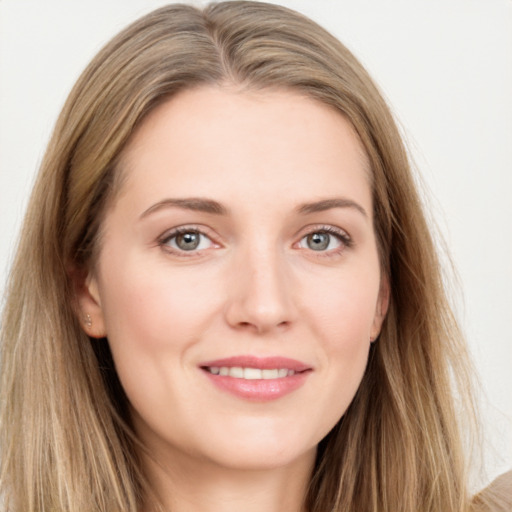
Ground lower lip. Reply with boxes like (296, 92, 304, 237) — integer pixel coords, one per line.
(202, 370, 310, 401)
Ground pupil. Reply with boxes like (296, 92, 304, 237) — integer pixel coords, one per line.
(308, 232, 329, 251)
(177, 232, 199, 250)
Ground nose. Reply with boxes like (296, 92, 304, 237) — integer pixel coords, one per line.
(224, 245, 296, 334)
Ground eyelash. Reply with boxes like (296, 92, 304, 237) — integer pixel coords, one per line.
(297, 225, 353, 257)
(158, 225, 218, 257)
(158, 225, 352, 257)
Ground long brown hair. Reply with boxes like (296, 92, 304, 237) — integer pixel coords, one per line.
(0, 2, 477, 511)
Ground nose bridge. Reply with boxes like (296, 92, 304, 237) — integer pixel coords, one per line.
(225, 236, 295, 333)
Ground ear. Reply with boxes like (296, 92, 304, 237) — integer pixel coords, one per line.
(370, 275, 390, 342)
(69, 265, 107, 339)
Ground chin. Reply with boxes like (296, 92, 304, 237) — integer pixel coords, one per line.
(203, 440, 317, 472)
(190, 418, 321, 472)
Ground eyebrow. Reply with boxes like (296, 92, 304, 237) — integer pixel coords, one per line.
(140, 197, 228, 219)
(297, 198, 368, 218)
(139, 196, 367, 220)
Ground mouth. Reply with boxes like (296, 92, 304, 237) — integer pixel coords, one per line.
(203, 366, 299, 379)
(199, 356, 312, 401)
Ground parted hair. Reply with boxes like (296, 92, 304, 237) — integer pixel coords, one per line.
(0, 2, 478, 511)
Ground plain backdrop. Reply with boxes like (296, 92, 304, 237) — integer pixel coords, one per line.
(1, 0, 511, 489)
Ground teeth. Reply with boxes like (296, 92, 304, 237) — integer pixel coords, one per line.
(244, 368, 262, 380)
(262, 369, 279, 379)
(206, 366, 298, 379)
(229, 367, 244, 378)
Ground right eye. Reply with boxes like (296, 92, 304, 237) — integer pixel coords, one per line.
(160, 228, 215, 253)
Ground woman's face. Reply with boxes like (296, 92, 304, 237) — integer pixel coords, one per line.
(79, 87, 388, 472)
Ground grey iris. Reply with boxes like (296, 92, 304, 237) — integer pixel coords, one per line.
(307, 232, 329, 251)
(176, 232, 200, 250)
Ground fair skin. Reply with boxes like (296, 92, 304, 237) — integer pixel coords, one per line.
(78, 87, 388, 512)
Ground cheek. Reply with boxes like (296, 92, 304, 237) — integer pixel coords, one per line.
(100, 252, 214, 332)
(95, 255, 226, 431)
(304, 264, 381, 345)
(96, 253, 224, 381)
(300, 265, 380, 424)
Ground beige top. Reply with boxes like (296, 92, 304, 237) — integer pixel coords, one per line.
(472, 470, 512, 512)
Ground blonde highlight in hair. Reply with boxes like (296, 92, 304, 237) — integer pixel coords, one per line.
(1, 2, 478, 511)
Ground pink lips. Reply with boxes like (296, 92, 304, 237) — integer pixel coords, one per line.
(200, 355, 312, 401)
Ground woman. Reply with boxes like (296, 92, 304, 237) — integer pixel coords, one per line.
(0, 2, 509, 511)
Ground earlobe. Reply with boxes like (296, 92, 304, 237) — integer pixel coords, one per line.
(70, 266, 107, 339)
(370, 276, 390, 342)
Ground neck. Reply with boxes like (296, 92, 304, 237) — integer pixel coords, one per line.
(141, 445, 316, 512)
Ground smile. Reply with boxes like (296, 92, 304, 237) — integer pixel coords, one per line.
(200, 356, 312, 401)
(204, 367, 296, 379)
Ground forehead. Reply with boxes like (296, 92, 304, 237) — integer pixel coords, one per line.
(115, 86, 371, 210)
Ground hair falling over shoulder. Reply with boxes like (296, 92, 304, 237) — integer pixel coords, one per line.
(0, 2, 483, 511)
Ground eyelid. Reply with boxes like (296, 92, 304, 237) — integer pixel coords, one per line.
(295, 224, 353, 253)
(158, 224, 221, 255)
(296, 224, 351, 241)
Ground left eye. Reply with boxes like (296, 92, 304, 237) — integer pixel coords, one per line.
(298, 231, 344, 251)
(163, 230, 213, 252)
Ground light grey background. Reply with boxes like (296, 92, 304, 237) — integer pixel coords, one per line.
(1, 0, 511, 488)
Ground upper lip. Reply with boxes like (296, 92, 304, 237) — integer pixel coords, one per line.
(200, 355, 312, 372)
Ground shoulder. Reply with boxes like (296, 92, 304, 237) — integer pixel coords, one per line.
(471, 470, 512, 512)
